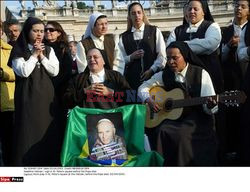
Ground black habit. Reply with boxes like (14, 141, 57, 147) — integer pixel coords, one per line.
(63, 69, 131, 110)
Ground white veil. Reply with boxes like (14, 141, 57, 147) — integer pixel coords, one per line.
(83, 12, 106, 39)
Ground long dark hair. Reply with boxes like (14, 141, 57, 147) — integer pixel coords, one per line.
(45, 21, 69, 54)
(127, 2, 150, 30)
(45, 21, 68, 44)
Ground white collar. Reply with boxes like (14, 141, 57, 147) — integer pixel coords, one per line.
(233, 20, 248, 29)
(189, 19, 204, 28)
(175, 63, 189, 77)
(28, 44, 33, 51)
(91, 33, 104, 42)
(89, 68, 105, 83)
(131, 23, 145, 32)
(90, 68, 105, 76)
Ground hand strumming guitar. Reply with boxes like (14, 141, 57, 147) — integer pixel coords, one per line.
(145, 97, 160, 113)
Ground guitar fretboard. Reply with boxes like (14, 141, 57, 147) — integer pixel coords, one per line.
(170, 94, 241, 109)
(171, 96, 214, 109)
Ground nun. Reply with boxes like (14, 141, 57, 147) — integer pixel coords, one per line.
(76, 12, 123, 73)
(118, 2, 166, 90)
(138, 41, 218, 166)
(8, 17, 59, 165)
(166, 0, 224, 93)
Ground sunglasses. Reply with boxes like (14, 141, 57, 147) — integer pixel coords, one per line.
(45, 28, 57, 32)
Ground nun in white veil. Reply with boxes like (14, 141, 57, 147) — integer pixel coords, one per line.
(83, 12, 105, 39)
(76, 12, 108, 73)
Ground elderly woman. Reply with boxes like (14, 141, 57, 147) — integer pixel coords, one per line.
(166, 0, 223, 93)
(9, 17, 59, 165)
(76, 12, 123, 73)
(118, 2, 166, 90)
(63, 48, 131, 110)
(138, 41, 218, 166)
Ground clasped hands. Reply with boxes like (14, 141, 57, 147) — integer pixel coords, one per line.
(84, 83, 114, 96)
(33, 40, 45, 59)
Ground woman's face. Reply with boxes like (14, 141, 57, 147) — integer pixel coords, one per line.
(167, 48, 187, 73)
(87, 49, 105, 73)
(92, 17, 108, 37)
(28, 24, 44, 44)
(187, 1, 205, 24)
(129, 4, 144, 29)
(234, 0, 249, 21)
(44, 24, 61, 42)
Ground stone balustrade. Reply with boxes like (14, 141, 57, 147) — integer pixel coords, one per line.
(5, 0, 235, 41)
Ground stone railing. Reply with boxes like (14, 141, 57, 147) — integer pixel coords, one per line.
(18, 0, 234, 18)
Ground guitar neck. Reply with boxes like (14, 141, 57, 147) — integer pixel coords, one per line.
(172, 95, 218, 109)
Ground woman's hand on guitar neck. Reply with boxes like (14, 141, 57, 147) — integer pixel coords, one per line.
(206, 96, 218, 109)
(145, 97, 160, 113)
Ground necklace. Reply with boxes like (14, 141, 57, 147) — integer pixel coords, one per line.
(133, 29, 144, 74)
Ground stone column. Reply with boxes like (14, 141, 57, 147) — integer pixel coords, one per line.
(149, 0, 156, 16)
(168, 0, 175, 14)
(111, 0, 117, 8)
(63, 6, 72, 16)
(93, 0, 101, 9)
(64, 0, 71, 7)
(1, 1, 6, 21)
(226, 0, 234, 11)
(208, 0, 214, 12)
(112, 8, 117, 16)
(34, 7, 44, 17)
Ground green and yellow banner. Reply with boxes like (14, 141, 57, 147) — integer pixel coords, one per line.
(61, 104, 163, 166)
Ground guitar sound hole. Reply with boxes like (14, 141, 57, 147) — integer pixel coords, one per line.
(165, 99, 173, 111)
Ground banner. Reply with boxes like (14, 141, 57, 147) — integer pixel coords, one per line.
(61, 104, 163, 166)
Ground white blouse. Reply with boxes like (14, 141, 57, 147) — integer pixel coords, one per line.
(118, 23, 166, 75)
(12, 44, 59, 78)
(166, 19, 222, 55)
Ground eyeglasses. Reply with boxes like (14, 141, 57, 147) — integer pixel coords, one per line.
(45, 28, 57, 32)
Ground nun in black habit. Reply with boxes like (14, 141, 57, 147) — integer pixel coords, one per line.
(9, 17, 59, 166)
(166, 0, 224, 94)
(138, 42, 218, 166)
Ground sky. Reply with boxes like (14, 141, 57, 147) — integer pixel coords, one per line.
(4, 0, 150, 10)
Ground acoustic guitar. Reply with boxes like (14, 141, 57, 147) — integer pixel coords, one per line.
(145, 86, 247, 128)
